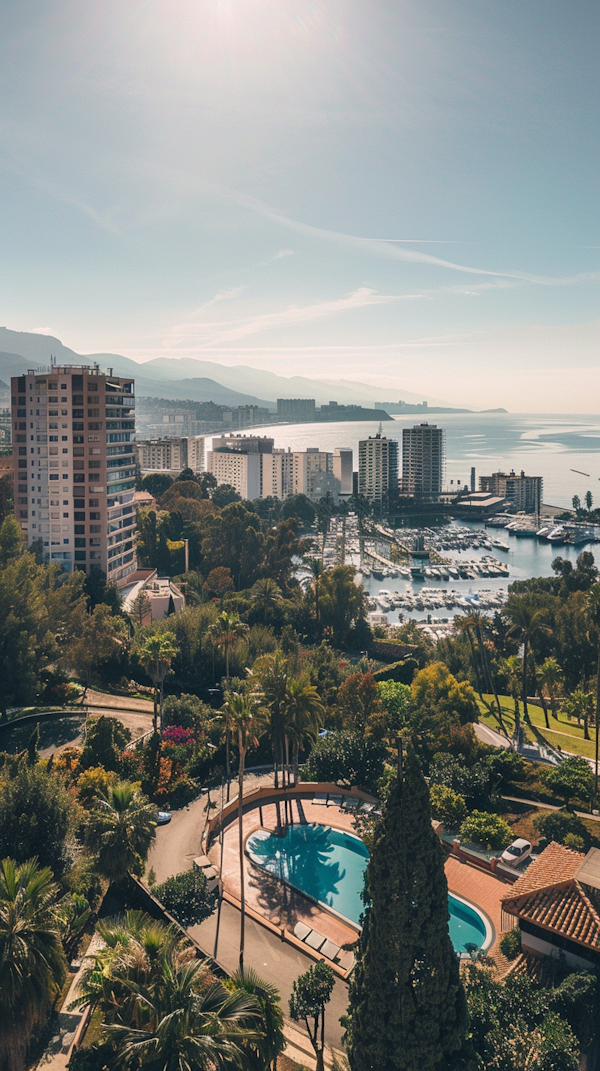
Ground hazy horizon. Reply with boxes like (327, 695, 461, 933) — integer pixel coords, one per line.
(1, 1, 599, 413)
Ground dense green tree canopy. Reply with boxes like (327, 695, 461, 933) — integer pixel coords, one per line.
(0, 764, 77, 875)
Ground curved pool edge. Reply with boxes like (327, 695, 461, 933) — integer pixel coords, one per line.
(449, 890, 495, 954)
(244, 824, 364, 933)
(244, 825, 496, 954)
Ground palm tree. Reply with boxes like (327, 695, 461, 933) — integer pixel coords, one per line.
(209, 611, 249, 681)
(251, 652, 288, 799)
(504, 655, 524, 744)
(250, 578, 282, 625)
(136, 633, 178, 734)
(0, 857, 67, 1071)
(78, 910, 183, 1026)
(504, 596, 550, 722)
(283, 676, 324, 785)
(586, 584, 600, 796)
(226, 693, 266, 973)
(472, 611, 505, 731)
(79, 917, 263, 1070)
(85, 781, 158, 885)
(229, 967, 286, 1071)
(454, 614, 484, 698)
(305, 557, 325, 635)
(538, 657, 564, 720)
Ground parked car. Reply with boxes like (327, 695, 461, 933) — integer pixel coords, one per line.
(157, 810, 172, 825)
(501, 838, 532, 866)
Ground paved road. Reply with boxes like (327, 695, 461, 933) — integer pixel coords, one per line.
(146, 771, 274, 885)
(190, 901, 348, 1048)
(474, 721, 510, 749)
(36, 706, 154, 759)
(146, 794, 210, 884)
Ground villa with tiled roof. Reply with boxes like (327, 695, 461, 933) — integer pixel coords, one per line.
(501, 842, 600, 969)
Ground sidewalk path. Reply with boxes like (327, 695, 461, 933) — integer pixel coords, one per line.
(35, 935, 103, 1071)
(189, 900, 349, 1049)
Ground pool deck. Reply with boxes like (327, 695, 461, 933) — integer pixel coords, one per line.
(210, 797, 508, 958)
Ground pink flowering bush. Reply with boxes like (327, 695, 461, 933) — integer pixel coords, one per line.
(163, 726, 196, 747)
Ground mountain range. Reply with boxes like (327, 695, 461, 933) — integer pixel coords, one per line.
(0, 327, 440, 409)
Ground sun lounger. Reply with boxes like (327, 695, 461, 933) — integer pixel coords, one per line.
(336, 951, 355, 971)
(203, 866, 217, 880)
(342, 798, 359, 811)
(312, 794, 327, 805)
(194, 855, 212, 869)
(305, 930, 327, 951)
(358, 801, 376, 813)
(293, 921, 312, 941)
(321, 939, 341, 960)
(327, 795, 342, 807)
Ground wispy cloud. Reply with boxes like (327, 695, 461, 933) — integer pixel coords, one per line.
(166, 286, 422, 347)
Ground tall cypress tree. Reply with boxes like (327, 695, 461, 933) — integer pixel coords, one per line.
(348, 744, 473, 1071)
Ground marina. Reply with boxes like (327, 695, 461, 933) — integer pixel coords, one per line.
(306, 514, 600, 626)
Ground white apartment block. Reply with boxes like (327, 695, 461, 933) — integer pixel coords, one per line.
(206, 449, 262, 500)
(137, 436, 205, 475)
(207, 436, 352, 504)
(12, 365, 137, 585)
(137, 437, 187, 473)
(262, 448, 294, 499)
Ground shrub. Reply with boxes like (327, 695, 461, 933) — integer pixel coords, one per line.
(167, 777, 199, 809)
(543, 756, 594, 805)
(459, 810, 512, 850)
(302, 730, 387, 794)
(563, 833, 586, 851)
(533, 808, 592, 851)
(377, 680, 412, 726)
(79, 715, 131, 772)
(428, 752, 491, 808)
(372, 659, 419, 684)
(429, 784, 467, 828)
(77, 766, 118, 808)
(162, 694, 212, 731)
(153, 868, 216, 925)
(499, 928, 521, 960)
(0, 764, 78, 875)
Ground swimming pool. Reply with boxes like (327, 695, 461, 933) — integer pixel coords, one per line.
(246, 823, 490, 953)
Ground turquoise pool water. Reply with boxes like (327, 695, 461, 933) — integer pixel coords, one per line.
(247, 823, 488, 953)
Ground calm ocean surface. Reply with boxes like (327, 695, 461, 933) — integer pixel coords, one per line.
(247, 412, 600, 510)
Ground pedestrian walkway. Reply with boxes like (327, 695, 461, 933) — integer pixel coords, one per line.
(35, 934, 103, 1071)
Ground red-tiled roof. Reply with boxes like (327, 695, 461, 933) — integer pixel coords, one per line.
(502, 842, 600, 952)
(501, 841, 582, 902)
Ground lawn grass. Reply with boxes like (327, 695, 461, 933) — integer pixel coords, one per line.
(477, 694, 598, 760)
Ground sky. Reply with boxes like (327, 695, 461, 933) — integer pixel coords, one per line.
(0, 0, 599, 411)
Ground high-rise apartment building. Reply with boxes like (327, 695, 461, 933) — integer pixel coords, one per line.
(479, 470, 543, 515)
(276, 398, 316, 422)
(401, 423, 444, 496)
(12, 365, 136, 584)
(358, 434, 399, 503)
